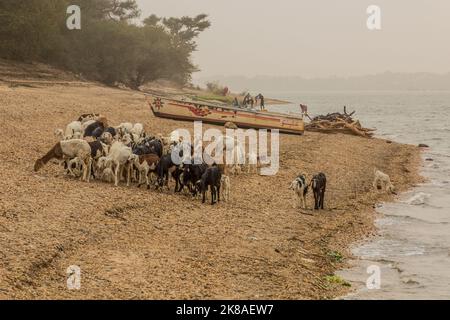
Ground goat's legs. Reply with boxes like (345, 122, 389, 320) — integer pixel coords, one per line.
(322, 190, 325, 209)
(145, 170, 150, 189)
(86, 158, 92, 183)
(302, 195, 307, 209)
(293, 195, 300, 209)
(80, 161, 86, 182)
(211, 186, 216, 205)
(114, 163, 120, 187)
(313, 192, 319, 210)
(126, 164, 131, 187)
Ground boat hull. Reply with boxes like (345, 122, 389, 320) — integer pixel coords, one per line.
(148, 96, 304, 135)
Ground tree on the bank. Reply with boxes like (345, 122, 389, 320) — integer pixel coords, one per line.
(0, 0, 210, 88)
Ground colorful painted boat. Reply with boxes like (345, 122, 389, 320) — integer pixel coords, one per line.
(147, 95, 304, 135)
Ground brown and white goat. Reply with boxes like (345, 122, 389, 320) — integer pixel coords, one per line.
(34, 139, 92, 182)
(129, 153, 160, 189)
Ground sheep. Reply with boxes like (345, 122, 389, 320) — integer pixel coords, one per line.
(220, 175, 231, 202)
(106, 141, 133, 187)
(129, 153, 160, 189)
(311, 173, 327, 210)
(130, 123, 144, 138)
(289, 174, 309, 209)
(121, 133, 133, 147)
(373, 169, 396, 194)
(34, 139, 92, 182)
(64, 121, 83, 140)
(198, 165, 221, 205)
(116, 123, 133, 138)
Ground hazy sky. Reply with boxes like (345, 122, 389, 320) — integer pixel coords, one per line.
(136, 0, 450, 78)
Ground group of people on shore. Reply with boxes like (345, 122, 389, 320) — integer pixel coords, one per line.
(233, 93, 265, 110)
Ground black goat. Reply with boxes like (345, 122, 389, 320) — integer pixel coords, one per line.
(180, 161, 208, 195)
(84, 121, 104, 137)
(155, 154, 178, 190)
(132, 138, 163, 157)
(311, 173, 327, 210)
(91, 126, 104, 139)
(199, 165, 221, 205)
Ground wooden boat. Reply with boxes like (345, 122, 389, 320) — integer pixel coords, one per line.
(147, 95, 305, 135)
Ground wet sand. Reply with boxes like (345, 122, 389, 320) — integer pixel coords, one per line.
(0, 82, 422, 299)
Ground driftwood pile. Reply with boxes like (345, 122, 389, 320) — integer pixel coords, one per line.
(305, 107, 375, 138)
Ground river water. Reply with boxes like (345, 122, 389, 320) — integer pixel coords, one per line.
(268, 91, 450, 299)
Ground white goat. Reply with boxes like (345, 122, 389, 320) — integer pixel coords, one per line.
(64, 121, 83, 139)
(131, 123, 144, 138)
(106, 141, 133, 187)
(116, 122, 133, 138)
(373, 169, 396, 194)
(221, 175, 231, 202)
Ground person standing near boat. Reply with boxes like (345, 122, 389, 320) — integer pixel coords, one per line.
(256, 93, 265, 110)
(243, 93, 251, 108)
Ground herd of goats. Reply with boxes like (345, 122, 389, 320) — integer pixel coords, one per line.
(33, 113, 396, 208)
(33, 113, 248, 205)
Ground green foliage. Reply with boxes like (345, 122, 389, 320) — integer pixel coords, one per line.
(0, 0, 210, 88)
(325, 275, 351, 287)
(327, 250, 344, 263)
(206, 81, 227, 95)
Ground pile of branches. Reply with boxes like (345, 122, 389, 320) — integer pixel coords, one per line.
(305, 107, 375, 138)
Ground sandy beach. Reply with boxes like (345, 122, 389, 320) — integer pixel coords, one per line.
(0, 77, 422, 299)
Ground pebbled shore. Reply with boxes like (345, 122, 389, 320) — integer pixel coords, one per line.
(0, 82, 422, 299)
